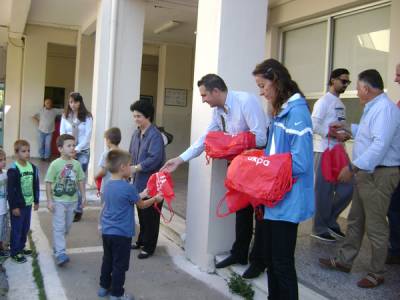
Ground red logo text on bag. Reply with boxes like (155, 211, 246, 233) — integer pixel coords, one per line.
(321, 143, 349, 183)
(204, 131, 256, 162)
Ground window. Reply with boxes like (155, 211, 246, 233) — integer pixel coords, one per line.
(280, 2, 391, 124)
(282, 22, 327, 96)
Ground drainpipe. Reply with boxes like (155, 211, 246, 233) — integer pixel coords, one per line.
(105, 0, 118, 129)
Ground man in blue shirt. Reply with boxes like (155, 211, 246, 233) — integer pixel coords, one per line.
(162, 74, 268, 278)
(319, 69, 400, 288)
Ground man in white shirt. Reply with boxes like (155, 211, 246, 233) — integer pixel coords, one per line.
(311, 68, 353, 242)
(162, 74, 268, 277)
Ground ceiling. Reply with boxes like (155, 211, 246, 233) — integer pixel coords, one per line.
(0, 0, 282, 46)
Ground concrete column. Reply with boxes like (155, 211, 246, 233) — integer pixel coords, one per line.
(155, 44, 167, 126)
(4, 41, 24, 155)
(387, 0, 400, 102)
(89, 0, 145, 181)
(74, 33, 95, 110)
(185, 0, 268, 271)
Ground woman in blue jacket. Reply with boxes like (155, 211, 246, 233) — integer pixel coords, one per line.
(253, 59, 315, 300)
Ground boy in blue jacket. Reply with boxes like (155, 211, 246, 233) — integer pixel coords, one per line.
(7, 140, 39, 263)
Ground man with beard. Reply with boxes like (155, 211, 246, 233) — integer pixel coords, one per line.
(311, 68, 353, 242)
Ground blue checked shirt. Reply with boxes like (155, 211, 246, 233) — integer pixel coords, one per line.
(351, 93, 400, 172)
(180, 91, 268, 162)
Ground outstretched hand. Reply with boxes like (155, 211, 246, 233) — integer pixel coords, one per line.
(160, 157, 184, 173)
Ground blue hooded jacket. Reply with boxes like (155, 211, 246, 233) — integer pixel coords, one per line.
(264, 94, 315, 223)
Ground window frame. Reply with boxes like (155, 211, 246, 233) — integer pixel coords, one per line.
(279, 0, 390, 99)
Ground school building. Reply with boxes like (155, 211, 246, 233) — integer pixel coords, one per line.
(0, 0, 399, 272)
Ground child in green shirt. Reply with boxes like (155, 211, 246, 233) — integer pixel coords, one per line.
(45, 134, 85, 266)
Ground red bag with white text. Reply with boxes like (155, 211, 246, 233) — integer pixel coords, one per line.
(217, 150, 295, 217)
(204, 131, 256, 162)
(321, 143, 349, 183)
(146, 171, 175, 223)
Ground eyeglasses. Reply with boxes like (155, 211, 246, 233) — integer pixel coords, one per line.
(338, 79, 351, 85)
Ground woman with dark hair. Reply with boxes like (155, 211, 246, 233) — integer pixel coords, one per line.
(129, 99, 165, 259)
(60, 92, 93, 222)
(253, 59, 314, 299)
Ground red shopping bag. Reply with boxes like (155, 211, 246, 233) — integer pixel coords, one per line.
(217, 149, 295, 217)
(216, 190, 251, 218)
(204, 131, 256, 162)
(321, 143, 349, 183)
(146, 171, 175, 223)
(95, 177, 102, 197)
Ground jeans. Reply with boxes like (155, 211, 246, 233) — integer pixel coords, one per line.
(52, 201, 75, 257)
(100, 234, 132, 297)
(313, 152, 353, 235)
(10, 206, 32, 256)
(75, 149, 90, 213)
(264, 219, 299, 300)
(38, 130, 53, 159)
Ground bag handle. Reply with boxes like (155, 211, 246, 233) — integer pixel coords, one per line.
(153, 201, 174, 224)
(216, 195, 231, 218)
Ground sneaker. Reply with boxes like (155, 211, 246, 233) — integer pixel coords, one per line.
(56, 253, 70, 266)
(137, 251, 151, 259)
(109, 294, 134, 300)
(310, 232, 336, 242)
(97, 287, 109, 297)
(0, 249, 10, 257)
(73, 212, 82, 222)
(11, 253, 27, 264)
(328, 228, 345, 239)
(22, 249, 33, 256)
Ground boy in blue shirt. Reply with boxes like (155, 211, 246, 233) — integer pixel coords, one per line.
(98, 149, 162, 300)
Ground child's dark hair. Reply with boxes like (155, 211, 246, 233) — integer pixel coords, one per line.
(14, 140, 30, 153)
(104, 127, 121, 146)
(56, 134, 75, 148)
(106, 149, 131, 173)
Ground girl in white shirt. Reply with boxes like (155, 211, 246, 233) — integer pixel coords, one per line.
(60, 92, 93, 222)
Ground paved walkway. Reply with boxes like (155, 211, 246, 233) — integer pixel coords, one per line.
(34, 205, 234, 300)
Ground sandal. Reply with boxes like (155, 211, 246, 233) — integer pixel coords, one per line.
(357, 273, 384, 288)
(319, 257, 351, 273)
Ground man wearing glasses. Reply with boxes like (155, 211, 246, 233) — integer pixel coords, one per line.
(311, 68, 353, 242)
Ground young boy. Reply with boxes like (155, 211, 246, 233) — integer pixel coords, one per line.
(0, 149, 9, 257)
(98, 149, 162, 300)
(94, 127, 121, 202)
(45, 134, 86, 266)
(7, 140, 40, 263)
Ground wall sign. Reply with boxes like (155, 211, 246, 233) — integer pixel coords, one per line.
(165, 88, 187, 107)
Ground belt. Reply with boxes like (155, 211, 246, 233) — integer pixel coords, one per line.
(376, 165, 400, 169)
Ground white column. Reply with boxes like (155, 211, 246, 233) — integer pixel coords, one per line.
(89, 0, 145, 182)
(185, 0, 269, 271)
(74, 32, 95, 110)
(4, 41, 24, 155)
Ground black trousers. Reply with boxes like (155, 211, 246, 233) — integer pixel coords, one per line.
(230, 205, 265, 267)
(388, 181, 400, 256)
(136, 201, 163, 254)
(100, 234, 132, 297)
(263, 219, 299, 300)
(249, 215, 267, 269)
